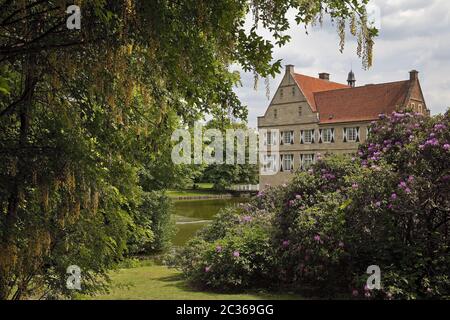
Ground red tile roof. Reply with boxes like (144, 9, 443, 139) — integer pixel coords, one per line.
(314, 81, 410, 123)
(293, 73, 349, 112)
(293, 73, 412, 124)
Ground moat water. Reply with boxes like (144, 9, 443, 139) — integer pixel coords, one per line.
(172, 197, 248, 246)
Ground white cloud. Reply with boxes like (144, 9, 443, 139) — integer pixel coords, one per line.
(234, 0, 450, 127)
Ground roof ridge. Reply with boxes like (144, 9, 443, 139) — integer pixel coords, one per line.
(293, 72, 348, 87)
(313, 79, 410, 95)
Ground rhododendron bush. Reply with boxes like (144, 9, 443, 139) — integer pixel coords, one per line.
(170, 111, 449, 299)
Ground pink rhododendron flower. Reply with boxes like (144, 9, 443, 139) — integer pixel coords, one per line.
(205, 266, 211, 272)
(233, 251, 240, 257)
(216, 246, 222, 253)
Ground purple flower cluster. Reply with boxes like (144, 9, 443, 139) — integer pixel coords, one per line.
(398, 178, 412, 194)
(322, 172, 336, 180)
(241, 215, 253, 223)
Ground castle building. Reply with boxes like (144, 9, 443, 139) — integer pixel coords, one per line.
(258, 65, 429, 187)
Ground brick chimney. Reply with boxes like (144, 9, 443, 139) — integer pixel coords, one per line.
(409, 70, 419, 81)
(319, 72, 330, 81)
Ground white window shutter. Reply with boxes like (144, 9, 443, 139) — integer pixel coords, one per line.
(280, 132, 284, 145)
(311, 129, 315, 144)
(290, 131, 294, 144)
(356, 127, 360, 142)
(300, 154, 304, 170)
(272, 132, 277, 145)
(343, 128, 347, 142)
(331, 128, 335, 143)
(263, 132, 267, 146)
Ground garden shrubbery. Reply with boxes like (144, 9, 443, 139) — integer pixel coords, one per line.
(170, 111, 450, 299)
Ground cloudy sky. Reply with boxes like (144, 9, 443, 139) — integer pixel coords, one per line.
(234, 0, 450, 128)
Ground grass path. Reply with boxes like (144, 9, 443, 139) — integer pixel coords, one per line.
(85, 263, 303, 300)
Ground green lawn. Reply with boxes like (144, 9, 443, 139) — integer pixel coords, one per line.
(83, 262, 303, 300)
(167, 182, 230, 198)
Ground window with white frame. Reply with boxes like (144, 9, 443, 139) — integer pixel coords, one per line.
(281, 131, 294, 145)
(263, 131, 278, 146)
(303, 129, 314, 144)
(346, 127, 358, 142)
(266, 132, 272, 145)
(322, 128, 333, 143)
(282, 154, 294, 172)
(300, 154, 315, 170)
(262, 154, 277, 173)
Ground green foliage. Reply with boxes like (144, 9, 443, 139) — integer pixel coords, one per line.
(141, 191, 175, 253)
(173, 113, 450, 299)
(200, 120, 258, 190)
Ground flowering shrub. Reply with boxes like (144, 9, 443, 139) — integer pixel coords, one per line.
(170, 207, 276, 290)
(171, 111, 450, 299)
(346, 111, 450, 299)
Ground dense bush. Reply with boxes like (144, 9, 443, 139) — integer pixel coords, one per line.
(128, 191, 175, 254)
(171, 111, 450, 299)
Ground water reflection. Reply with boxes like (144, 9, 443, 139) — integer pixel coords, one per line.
(172, 198, 247, 246)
